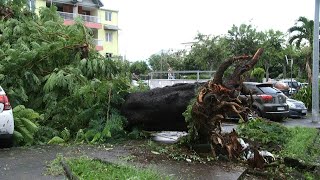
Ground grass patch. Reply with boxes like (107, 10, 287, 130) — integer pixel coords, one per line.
(282, 127, 320, 164)
(46, 155, 169, 180)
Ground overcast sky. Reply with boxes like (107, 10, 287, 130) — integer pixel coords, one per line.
(103, 0, 314, 61)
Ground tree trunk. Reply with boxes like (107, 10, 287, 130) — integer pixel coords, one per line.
(121, 83, 202, 131)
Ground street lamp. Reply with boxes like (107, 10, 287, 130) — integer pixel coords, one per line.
(312, 0, 320, 123)
(285, 55, 293, 95)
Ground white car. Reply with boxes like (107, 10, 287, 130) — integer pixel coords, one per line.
(0, 86, 14, 147)
(286, 98, 308, 118)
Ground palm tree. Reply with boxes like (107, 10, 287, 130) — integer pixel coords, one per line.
(288, 16, 314, 83)
(288, 17, 314, 47)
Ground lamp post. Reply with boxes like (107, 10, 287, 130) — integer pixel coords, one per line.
(285, 55, 293, 95)
(312, 0, 320, 123)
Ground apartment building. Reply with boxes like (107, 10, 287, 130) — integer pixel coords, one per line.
(33, 0, 119, 57)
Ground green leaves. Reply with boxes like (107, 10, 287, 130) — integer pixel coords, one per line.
(0, 6, 130, 145)
(237, 118, 291, 149)
(13, 105, 41, 145)
(293, 86, 312, 110)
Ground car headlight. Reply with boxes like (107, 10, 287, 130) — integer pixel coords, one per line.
(287, 101, 296, 108)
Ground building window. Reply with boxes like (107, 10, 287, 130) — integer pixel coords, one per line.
(105, 11, 112, 21)
(106, 32, 113, 42)
(106, 53, 112, 58)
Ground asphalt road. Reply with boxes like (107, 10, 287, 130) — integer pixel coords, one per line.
(221, 114, 320, 133)
(282, 115, 320, 128)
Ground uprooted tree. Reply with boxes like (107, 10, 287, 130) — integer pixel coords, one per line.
(190, 48, 264, 159)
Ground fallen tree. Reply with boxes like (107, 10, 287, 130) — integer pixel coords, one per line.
(122, 83, 202, 131)
(122, 49, 264, 133)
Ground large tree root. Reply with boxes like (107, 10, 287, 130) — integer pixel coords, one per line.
(191, 48, 264, 163)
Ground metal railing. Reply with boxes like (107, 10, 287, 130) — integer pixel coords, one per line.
(149, 70, 215, 81)
(93, 39, 103, 46)
(58, 11, 101, 23)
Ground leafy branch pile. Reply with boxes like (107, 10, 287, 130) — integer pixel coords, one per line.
(0, 5, 131, 145)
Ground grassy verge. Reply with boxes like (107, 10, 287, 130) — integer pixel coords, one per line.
(237, 119, 320, 179)
(46, 155, 169, 180)
(237, 118, 291, 151)
(281, 127, 320, 164)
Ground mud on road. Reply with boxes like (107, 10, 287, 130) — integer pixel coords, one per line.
(0, 140, 245, 180)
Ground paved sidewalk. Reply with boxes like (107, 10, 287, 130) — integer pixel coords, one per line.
(282, 118, 320, 128)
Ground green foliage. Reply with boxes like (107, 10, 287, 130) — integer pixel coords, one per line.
(13, 105, 40, 145)
(0, 6, 131, 145)
(45, 153, 64, 176)
(227, 24, 263, 56)
(288, 16, 313, 48)
(184, 34, 230, 70)
(237, 118, 291, 149)
(47, 136, 65, 144)
(250, 68, 265, 82)
(148, 50, 185, 71)
(34, 126, 59, 144)
(281, 127, 320, 164)
(127, 127, 148, 139)
(129, 61, 150, 75)
(293, 86, 312, 110)
(129, 80, 150, 93)
(181, 98, 198, 144)
(60, 127, 71, 142)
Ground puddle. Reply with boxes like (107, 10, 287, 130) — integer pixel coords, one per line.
(151, 131, 188, 143)
(151, 124, 237, 144)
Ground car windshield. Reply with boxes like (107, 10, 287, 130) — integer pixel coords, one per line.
(259, 87, 279, 94)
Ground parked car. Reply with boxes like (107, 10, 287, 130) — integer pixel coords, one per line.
(241, 82, 289, 121)
(299, 82, 309, 88)
(278, 79, 300, 95)
(286, 98, 307, 118)
(273, 81, 290, 96)
(0, 86, 14, 147)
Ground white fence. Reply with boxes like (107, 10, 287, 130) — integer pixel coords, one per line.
(147, 70, 215, 89)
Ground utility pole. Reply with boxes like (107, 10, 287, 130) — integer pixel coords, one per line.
(312, 0, 320, 123)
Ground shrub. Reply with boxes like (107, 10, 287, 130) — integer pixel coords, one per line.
(294, 86, 312, 110)
(250, 68, 265, 82)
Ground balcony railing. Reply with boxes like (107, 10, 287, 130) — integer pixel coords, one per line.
(94, 39, 103, 46)
(58, 11, 101, 23)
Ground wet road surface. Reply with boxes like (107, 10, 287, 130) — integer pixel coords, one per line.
(0, 142, 245, 180)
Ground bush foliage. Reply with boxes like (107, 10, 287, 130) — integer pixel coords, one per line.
(0, 6, 131, 145)
(294, 86, 312, 110)
(237, 118, 291, 149)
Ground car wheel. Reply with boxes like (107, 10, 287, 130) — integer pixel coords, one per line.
(4, 137, 13, 148)
(248, 108, 261, 120)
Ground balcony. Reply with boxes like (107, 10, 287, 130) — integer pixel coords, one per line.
(94, 39, 103, 51)
(58, 11, 102, 29)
